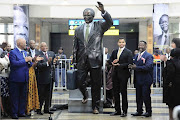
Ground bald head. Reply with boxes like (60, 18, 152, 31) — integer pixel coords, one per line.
(29, 40, 36, 50)
(40, 42, 47, 52)
(16, 38, 26, 50)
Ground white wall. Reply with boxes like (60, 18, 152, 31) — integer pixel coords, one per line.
(1, 3, 180, 18)
(139, 21, 148, 41)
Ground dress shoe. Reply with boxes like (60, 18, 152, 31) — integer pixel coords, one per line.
(44, 110, 54, 114)
(110, 111, 121, 116)
(120, 112, 127, 117)
(82, 91, 88, 104)
(2, 112, 8, 117)
(142, 112, 152, 117)
(11, 115, 18, 119)
(93, 109, 99, 114)
(37, 110, 43, 115)
(18, 114, 27, 117)
(131, 112, 143, 116)
(50, 107, 57, 111)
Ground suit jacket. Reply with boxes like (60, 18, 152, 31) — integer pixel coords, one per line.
(73, 11, 113, 69)
(9, 48, 32, 82)
(154, 34, 170, 46)
(134, 51, 153, 85)
(37, 51, 55, 84)
(110, 48, 133, 78)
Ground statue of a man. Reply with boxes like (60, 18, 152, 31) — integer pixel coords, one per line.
(73, 1, 113, 114)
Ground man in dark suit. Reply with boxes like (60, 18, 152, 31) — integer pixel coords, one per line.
(109, 38, 133, 117)
(36, 42, 55, 115)
(129, 41, 153, 117)
(73, 2, 113, 114)
(28, 40, 39, 79)
(9, 38, 32, 119)
(28, 40, 39, 58)
(154, 14, 169, 46)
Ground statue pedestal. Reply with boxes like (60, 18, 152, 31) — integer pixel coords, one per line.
(68, 87, 103, 113)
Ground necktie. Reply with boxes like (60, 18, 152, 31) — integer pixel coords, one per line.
(45, 52, 48, 59)
(85, 24, 90, 42)
(21, 51, 25, 58)
(137, 54, 141, 61)
(117, 49, 122, 59)
(164, 35, 168, 45)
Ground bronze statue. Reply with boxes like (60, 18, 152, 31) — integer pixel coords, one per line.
(73, 1, 113, 114)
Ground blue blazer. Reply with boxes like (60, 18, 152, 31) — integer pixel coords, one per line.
(134, 51, 153, 85)
(9, 48, 32, 82)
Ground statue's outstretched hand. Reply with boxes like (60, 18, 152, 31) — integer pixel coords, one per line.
(96, 1, 105, 14)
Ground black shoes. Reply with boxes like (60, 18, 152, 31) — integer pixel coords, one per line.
(131, 112, 143, 116)
(120, 112, 127, 117)
(12, 113, 27, 119)
(131, 112, 152, 117)
(37, 110, 43, 115)
(110, 111, 121, 116)
(50, 107, 57, 111)
(142, 112, 152, 117)
(44, 110, 54, 114)
(18, 114, 27, 117)
(11, 115, 18, 119)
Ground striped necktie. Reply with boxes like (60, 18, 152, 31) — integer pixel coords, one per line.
(85, 24, 90, 42)
(117, 49, 122, 59)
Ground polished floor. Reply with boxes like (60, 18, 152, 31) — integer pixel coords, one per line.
(2, 89, 169, 120)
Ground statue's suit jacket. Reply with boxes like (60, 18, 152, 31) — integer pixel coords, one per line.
(73, 11, 113, 69)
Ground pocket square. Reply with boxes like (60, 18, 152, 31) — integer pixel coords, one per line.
(141, 57, 146, 64)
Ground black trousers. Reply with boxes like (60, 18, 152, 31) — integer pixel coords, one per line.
(77, 67, 102, 110)
(112, 71, 128, 113)
(1, 96, 11, 115)
(136, 83, 152, 113)
(38, 83, 51, 111)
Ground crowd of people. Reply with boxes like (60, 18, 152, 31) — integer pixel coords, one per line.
(0, 39, 69, 119)
(102, 38, 180, 119)
(1, 37, 180, 119)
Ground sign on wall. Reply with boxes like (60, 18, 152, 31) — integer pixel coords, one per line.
(13, 5, 29, 47)
(68, 19, 119, 36)
(153, 4, 169, 52)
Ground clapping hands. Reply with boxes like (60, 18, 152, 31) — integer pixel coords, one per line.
(112, 59, 120, 66)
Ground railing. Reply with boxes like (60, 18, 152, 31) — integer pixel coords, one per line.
(52, 50, 165, 106)
(54, 59, 72, 89)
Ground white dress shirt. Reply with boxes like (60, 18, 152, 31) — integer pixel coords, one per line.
(30, 49, 35, 58)
(137, 51, 146, 60)
(43, 51, 49, 66)
(118, 47, 125, 55)
(17, 47, 25, 58)
(165, 53, 171, 60)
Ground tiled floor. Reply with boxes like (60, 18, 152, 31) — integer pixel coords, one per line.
(2, 89, 169, 120)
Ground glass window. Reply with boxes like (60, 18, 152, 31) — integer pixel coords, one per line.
(0, 35, 6, 44)
(8, 24, 13, 33)
(7, 35, 14, 49)
(0, 24, 5, 33)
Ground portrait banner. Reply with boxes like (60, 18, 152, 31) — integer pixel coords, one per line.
(13, 5, 29, 47)
(153, 4, 169, 53)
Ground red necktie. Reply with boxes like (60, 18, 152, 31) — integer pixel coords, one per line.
(137, 54, 141, 61)
(45, 52, 48, 59)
